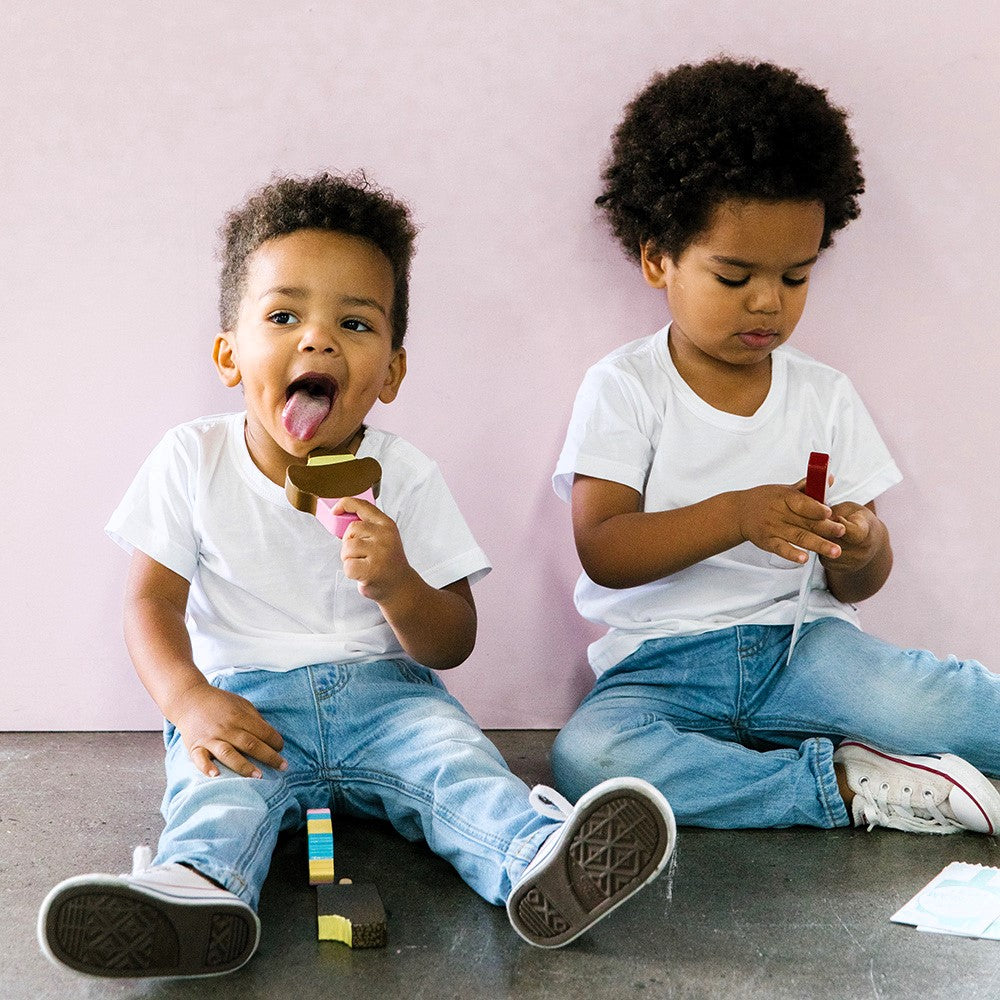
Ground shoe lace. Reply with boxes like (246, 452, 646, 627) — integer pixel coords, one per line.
(131, 845, 154, 875)
(528, 785, 574, 822)
(853, 776, 962, 834)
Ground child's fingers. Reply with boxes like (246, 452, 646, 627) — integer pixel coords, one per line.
(244, 714, 284, 754)
(238, 731, 288, 772)
(332, 496, 381, 520)
(813, 515, 847, 540)
(782, 492, 846, 544)
(786, 489, 834, 521)
(189, 745, 220, 778)
(771, 529, 843, 563)
(837, 511, 871, 547)
(220, 691, 286, 760)
(197, 739, 263, 780)
(785, 504, 846, 539)
(770, 540, 811, 565)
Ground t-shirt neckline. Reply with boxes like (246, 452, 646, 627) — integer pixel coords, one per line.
(227, 413, 376, 505)
(654, 323, 786, 432)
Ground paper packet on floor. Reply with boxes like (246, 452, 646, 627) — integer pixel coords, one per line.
(892, 862, 1000, 938)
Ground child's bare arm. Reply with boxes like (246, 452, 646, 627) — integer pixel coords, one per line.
(571, 474, 847, 590)
(124, 551, 287, 777)
(336, 498, 477, 669)
(820, 501, 893, 604)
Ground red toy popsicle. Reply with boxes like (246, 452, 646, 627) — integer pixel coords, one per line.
(787, 452, 829, 663)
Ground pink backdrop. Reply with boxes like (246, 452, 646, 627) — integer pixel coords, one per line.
(3, 3, 998, 730)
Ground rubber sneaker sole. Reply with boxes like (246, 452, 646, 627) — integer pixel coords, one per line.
(38, 876, 259, 979)
(508, 780, 676, 948)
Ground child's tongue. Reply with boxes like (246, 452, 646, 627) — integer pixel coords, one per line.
(282, 388, 332, 441)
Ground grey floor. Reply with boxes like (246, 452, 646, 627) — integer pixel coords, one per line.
(3, 732, 1000, 1000)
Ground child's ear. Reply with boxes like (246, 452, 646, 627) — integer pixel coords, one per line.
(378, 348, 407, 404)
(213, 332, 242, 388)
(640, 242, 670, 289)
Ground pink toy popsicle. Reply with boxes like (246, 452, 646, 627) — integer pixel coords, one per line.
(316, 490, 375, 539)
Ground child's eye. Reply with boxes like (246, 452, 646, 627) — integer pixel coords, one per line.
(341, 318, 373, 333)
(783, 275, 809, 287)
(715, 275, 750, 288)
(268, 310, 299, 325)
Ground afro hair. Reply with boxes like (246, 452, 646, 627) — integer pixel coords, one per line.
(596, 57, 864, 263)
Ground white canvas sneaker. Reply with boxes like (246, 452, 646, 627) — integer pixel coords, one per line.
(38, 847, 260, 978)
(507, 778, 676, 948)
(834, 740, 1000, 835)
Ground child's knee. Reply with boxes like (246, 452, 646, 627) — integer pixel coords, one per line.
(552, 719, 613, 800)
(164, 770, 284, 829)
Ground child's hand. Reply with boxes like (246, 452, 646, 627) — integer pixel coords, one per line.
(336, 497, 414, 604)
(820, 502, 883, 573)
(735, 480, 847, 564)
(171, 683, 287, 779)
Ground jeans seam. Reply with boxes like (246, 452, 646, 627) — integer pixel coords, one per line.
(749, 712, 841, 733)
(306, 663, 330, 772)
(734, 626, 747, 737)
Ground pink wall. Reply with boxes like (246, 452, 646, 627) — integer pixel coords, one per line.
(3, 3, 998, 730)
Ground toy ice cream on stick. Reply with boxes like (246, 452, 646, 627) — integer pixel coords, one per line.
(316, 880, 388, 949)
(285, 450, 382, 539)
(786, 452, 829, 664)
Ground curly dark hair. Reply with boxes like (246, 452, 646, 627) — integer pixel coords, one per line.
(597, 57, 864, 262)
(219, 171, 418, 349)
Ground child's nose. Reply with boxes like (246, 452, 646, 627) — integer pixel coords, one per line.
(298, 323, 340, 354)
(747, 280, 782, 314)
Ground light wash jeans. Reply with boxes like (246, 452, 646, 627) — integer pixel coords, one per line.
(552, 618, 1000, 829)
(155, 659, 558, 909)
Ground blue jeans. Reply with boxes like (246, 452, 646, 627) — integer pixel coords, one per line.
(552, 618, 1000, 829)
(155, 660, 558, 909)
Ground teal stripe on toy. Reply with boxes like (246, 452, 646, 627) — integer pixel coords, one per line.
(309, 834, 334, 857)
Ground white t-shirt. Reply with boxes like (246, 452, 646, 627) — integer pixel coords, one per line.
(554, 325, 902, 676)
(107, 412, 491, 679)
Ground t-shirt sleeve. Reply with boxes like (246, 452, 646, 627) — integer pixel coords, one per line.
(552, 364, 658, 502)
(828, 378, 903, 507)
(105, 428, 200, 581)
(392, 462, 491, 591)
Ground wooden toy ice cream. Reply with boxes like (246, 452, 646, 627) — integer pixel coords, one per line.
(285, 450, 382, 538)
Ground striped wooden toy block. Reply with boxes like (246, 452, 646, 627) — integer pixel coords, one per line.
(306, 808, 334, 885)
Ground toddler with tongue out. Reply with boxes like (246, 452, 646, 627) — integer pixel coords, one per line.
(38, 172, 675, 980)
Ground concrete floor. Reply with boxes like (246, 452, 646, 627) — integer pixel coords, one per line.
(3, 732, 1000, 1000)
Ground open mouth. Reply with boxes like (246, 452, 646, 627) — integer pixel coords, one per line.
(282, 373, 338, 442)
